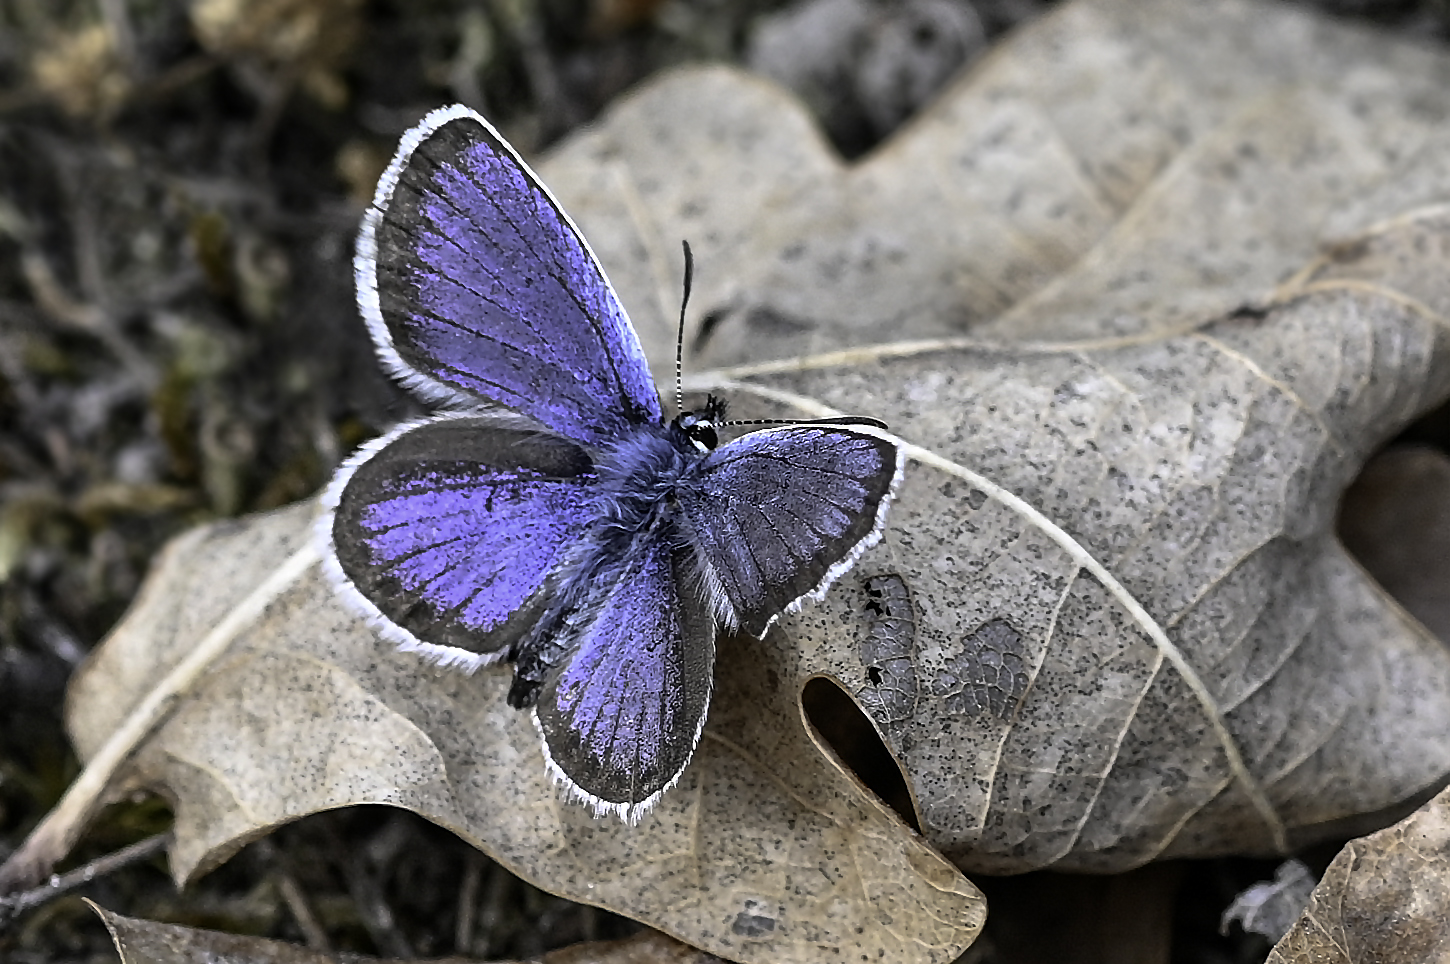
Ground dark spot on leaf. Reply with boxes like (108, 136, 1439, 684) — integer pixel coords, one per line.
(1225, 300, 1273, 323)
(934, 617, 1030, 721)
(857, 573, 918, 725)
(744, 305, 815, 334)
(1053, 380, 1086, 404)
(731, 899, 781, 937)
(691, 306, 731, 354)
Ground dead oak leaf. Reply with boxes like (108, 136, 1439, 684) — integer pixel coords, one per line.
(691, 209, 1450, 873)
(1268, 782, 1450, 963)
(88, 900, 716, 964)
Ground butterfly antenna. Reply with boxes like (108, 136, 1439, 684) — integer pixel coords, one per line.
(720, 415, 890, 430)
(675, 240, 694, 417)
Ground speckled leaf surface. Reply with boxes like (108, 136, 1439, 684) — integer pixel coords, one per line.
(558, 0, 1450, 370)
(1267, 785, 1450, 963)
(684, 216, 1450, 872)
(53, 0, 1450, 958)
(89, 901, 713, 964)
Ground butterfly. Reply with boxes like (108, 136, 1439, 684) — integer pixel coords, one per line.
(320, 104, 904, 822)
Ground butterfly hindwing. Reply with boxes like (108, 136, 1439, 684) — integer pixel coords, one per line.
(358, 105, 662, 446)
(325, 414, 596, 668)
(534, 537, 715, 821)
(676, 424, 903, 637)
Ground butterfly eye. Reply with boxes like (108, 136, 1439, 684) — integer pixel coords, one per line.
(673, 412, 719, 452)
(686, 419, 718, 452)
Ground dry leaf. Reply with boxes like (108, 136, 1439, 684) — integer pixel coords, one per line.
(9, 0, 1450, 961)
(1267, 785, 1450, 963)
(536, 0, 1450, 873)
(1221, 859, 1315, 942)
(56, 504, 975, 961)
(92, 899, 344, 964)
(30, 24, 133, 120)
(89, 900, 713, 964)
(669, 211, 1450, 877)
(552, 0, 1450, 368)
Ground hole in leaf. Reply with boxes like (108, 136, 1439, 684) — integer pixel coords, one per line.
(800, 676, 920, 831)
(1338, 393, 1450, 644)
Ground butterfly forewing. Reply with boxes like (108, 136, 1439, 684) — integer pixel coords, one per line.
(327, 415, 596, 668)
(676, 425, 903, 638)
(534, 538, 715, 820)
(360, 105, 662, 446)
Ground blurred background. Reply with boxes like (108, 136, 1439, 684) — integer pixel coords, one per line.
(2, 1, 1449, 961)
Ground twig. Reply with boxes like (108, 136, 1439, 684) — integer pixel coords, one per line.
(134, 56, 219, 103)
(455, 850, 485, 954)
(276, 872, 331, 952)
(0, 833, 170, 929)
(19, 249, 157, 389)
(344, 850, 412, 959)
(255, 838, 331, 952)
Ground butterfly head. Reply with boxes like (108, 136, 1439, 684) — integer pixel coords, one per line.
(671, 394, 728, 453)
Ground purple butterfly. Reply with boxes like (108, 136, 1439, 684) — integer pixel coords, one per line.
(320, 105, 903, 822)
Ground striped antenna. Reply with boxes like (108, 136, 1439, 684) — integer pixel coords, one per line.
(675, 240, 694, 417)
(719, 415, 889, 430)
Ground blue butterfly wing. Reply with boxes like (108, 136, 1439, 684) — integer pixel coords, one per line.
(534, 538, 715, 821)
(324, 415, 596, 668)
(676, 425, 903, 638)
(358, 105, 662, 447)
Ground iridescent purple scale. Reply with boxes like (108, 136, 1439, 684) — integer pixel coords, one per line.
(328, 416, 595, 664)
(535, 540, 713, 818)
(367, 109, 660, 447)
(357, 477, 574, 627)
